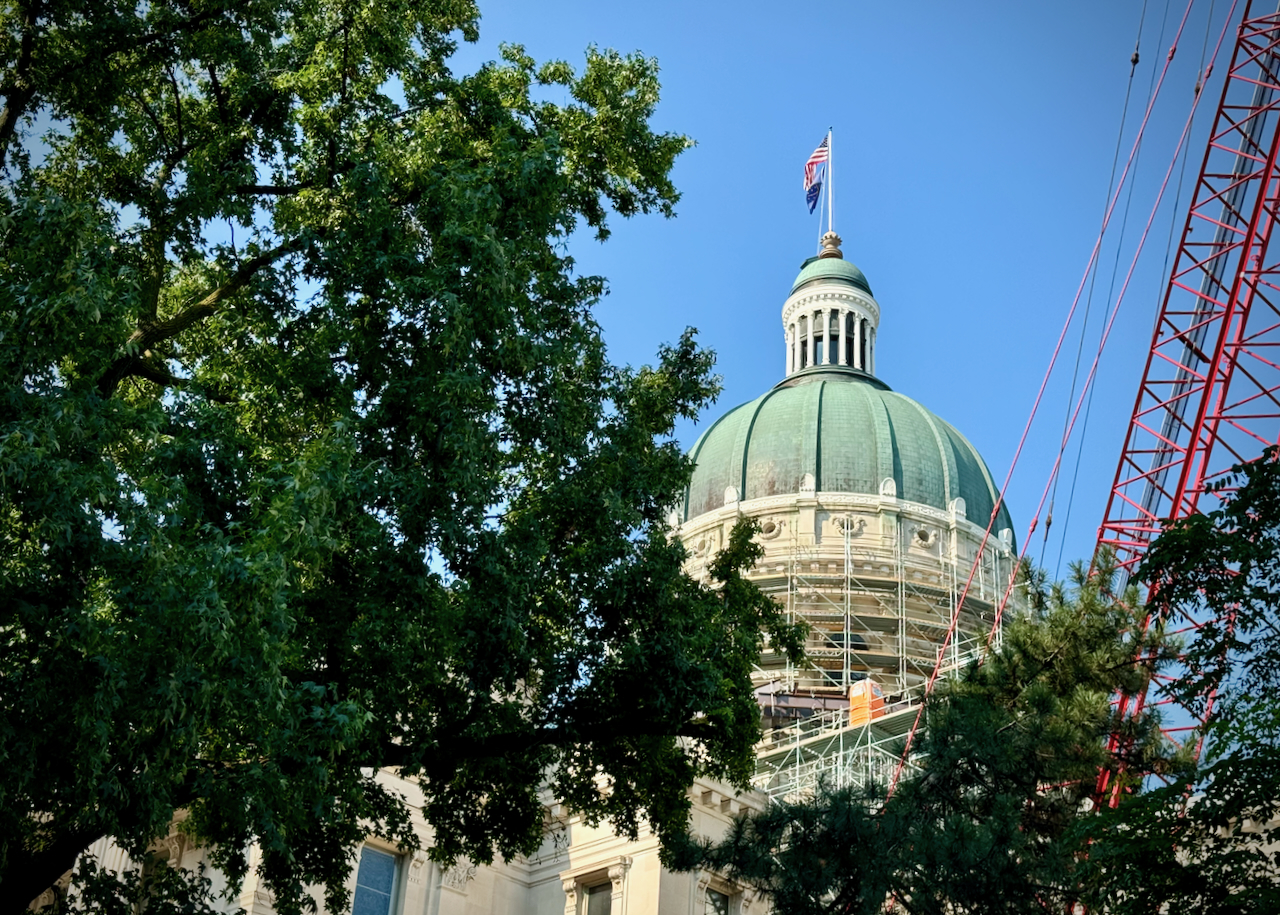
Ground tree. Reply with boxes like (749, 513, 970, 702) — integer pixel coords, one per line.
(672, 559, 1177, 914)
(0, 2, 804, 911)
(1077, 445, 1280, 914)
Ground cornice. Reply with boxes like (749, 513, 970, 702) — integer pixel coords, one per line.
(781, 284, 880, 327)
(677, 491, 1014, 553)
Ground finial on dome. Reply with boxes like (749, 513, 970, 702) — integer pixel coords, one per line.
(819, 231, 843, 259)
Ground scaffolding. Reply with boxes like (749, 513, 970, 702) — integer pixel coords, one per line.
(751, 632, 987, 802)
(747, 508, 1017, 801)
(752, 509, 1008, 697)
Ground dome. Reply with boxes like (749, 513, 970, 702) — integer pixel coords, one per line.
(682, 366, 1013, 538)
(791, 254, 873, 296)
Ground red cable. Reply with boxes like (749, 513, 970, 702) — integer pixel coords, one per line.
(983, 3, 1235, 647)
(888, 0, 1218, 795)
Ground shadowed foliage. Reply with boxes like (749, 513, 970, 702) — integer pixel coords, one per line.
(0, 2, 803, 910)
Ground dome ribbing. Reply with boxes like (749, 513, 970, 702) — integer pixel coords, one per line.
(682, 368, 1012, 541)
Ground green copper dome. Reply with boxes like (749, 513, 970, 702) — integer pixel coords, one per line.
(682, 367, 1012, 538)
(792, 255, 873, 296)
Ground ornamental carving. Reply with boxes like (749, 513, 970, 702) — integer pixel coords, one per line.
(407, 853, 427, 886)
(834, 515, 864, 536)
(441, 859, 475, 892)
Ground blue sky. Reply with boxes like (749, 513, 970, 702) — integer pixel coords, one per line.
(454, 0, 1236, 579)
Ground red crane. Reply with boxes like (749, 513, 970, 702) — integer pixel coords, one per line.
(1096, 0, 1280, 797)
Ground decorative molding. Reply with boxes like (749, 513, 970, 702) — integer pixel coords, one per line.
(441, 859, 476, 893)
(159, 832, 187, 865)
(561, 855, 632, 915)
(608, 857, 631, 890)
(912, 526, 937, 548)
(407, 852, 428, 887)
(562, 878, 578, 915)
(782, 287, 880, 329)
(834, 515, 865, 537)
(679, 491, 1010, 557)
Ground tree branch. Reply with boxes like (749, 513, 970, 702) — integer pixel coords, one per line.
(98, 239, 300, 395)
(0, 0, 41, 174)
(234, 184, 309, 196)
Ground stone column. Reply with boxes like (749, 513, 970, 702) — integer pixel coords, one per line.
(870, 327, 876, 374)
(823, 308, 833, 364)
(853, 316, 862, 370)
(838, 309, 848, 366)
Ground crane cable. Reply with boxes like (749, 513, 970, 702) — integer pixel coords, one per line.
(1039, 0, 1156, 572)
(1052, 0, 1222, 578)
(888, 0, 1226, 796)
(981, 0, 1238, 662)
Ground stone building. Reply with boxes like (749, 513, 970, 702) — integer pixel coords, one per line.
(67, 234, 1021, 915)
(678, 232, 1022, 799)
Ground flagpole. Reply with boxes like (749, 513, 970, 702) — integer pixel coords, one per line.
(815, 170, 827, 252)
(827, 127, 834, 236)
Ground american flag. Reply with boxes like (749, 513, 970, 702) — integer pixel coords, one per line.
(804, 135, 830, 190)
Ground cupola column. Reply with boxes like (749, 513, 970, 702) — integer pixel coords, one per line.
(823, 308, 833, 365)
(838, 309, 848, 367)
(853, 316, 862, 370)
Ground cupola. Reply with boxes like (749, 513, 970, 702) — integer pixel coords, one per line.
(781, 231, 880, 377)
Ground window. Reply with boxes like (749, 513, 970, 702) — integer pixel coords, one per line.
(352, 846, 398, 915)
(845, 313, 856, 365)
(707, 888, 731, 915)
(585, 882, 612, 915)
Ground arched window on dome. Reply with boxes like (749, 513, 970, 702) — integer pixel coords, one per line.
(812, 310, 824, 365)
(827, 311, 839, 366)
(799, 315, 809, 368)
(844, 313, 855, 366)
(859, 317, 868, 369)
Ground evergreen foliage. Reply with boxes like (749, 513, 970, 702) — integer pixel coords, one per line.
(0, 2, 804, 911)
(1079, 445, 1280, 914)
(674, 559, 1178, 914)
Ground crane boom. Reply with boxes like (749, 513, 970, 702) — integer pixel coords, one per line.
(1097, 0, 1280, 793)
